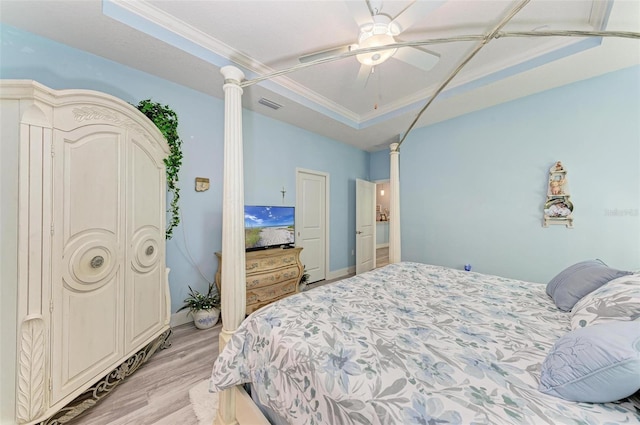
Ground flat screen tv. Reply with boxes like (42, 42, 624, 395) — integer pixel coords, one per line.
(244, 205, 295, 251)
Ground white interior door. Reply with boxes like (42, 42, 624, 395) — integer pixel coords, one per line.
(356, 179, 376, 274)
(296, 169, 327, 283)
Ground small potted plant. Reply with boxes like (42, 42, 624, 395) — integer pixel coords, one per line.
(299, 267, 310, 292)
(177, 283, 221, 329)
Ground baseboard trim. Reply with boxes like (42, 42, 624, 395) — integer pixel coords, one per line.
(170, 310, 193, 328)
(326, 266, 355, 281)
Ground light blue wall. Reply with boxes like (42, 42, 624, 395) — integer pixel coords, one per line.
(370, 149, 391, 181)
(1, 25, 369, 312)
(3, 23, 637, 299)
(242, 112, 370, 272)
(400, 65, 640, 283)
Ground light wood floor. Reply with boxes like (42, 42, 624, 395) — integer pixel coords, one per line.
(70, 247, 390, 425)
(72, 322, 219, 425)
(376, 246, 389, 268)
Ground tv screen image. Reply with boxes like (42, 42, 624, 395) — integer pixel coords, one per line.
(244, 205, 295, 250)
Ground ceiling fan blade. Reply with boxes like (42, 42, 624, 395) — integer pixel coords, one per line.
(299, 45, 351, 63)
(390, 0, 446, 35)
(393, 46, 440, 72)
(345, 0, 373, 28)
(355, 63, 373, 88)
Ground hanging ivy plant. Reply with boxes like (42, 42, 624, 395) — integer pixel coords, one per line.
(136, 99, 183, 239)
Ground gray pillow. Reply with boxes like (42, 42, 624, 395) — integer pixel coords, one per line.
(546, 260, 632, 311)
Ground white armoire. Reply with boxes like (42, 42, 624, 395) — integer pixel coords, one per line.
(0, 81, 172, 425)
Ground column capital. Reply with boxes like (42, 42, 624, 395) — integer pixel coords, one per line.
(221, 66, 245, 84)
(390, 143, 400, 153)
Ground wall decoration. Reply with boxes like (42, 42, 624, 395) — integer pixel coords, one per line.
(195, 177, 210, 192)
(543, 161, 574, 228)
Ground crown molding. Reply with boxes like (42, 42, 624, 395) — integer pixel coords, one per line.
(105, 0, 360, 123)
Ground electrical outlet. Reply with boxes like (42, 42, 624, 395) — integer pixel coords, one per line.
(351, 249, 354, 256)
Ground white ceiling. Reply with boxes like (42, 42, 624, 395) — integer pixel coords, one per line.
(1, 0, 638, 151)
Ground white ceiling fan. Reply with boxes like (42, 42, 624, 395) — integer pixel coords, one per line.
(298, 0, 444, 87)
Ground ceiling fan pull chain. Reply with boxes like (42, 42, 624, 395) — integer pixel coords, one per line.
(375, 66, 381, 110)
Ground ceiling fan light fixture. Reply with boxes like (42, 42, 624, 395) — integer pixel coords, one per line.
(355, 14, 398, 66)
(356, 33, 397, 66)
(388, 22, 401, 37)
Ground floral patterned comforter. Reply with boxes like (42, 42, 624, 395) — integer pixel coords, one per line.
(210, 262, 640, 424)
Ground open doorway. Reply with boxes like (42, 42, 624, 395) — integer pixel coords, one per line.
(375, 180, 390, 268)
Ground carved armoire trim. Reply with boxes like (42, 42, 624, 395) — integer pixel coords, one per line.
(17, 318, 46, 424)
(38, 329, 172, 425)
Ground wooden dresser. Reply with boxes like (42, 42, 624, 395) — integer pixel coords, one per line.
(215, 247, 303, 315)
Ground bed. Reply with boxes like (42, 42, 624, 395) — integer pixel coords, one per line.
(210, 8, 640, 420)
(210, 262, 640, 424)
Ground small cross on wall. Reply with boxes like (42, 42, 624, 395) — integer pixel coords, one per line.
(281, 186, 286, 203)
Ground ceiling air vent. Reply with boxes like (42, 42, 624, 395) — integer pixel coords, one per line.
(258, 98, 282, 110)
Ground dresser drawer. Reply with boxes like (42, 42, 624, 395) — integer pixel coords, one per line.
(246, 278, 298, 307)
(246, 251, 300, 273)
(246, 265, 300, 290)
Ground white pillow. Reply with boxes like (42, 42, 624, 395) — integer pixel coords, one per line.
(570, 274, 640, 330)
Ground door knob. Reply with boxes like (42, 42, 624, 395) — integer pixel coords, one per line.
(355, 231, 362, 234)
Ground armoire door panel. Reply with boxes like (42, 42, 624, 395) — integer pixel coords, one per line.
(125, 137, 166, 351)
(53, 274, 121, 404)
(52, 126, 125, 404)
(127, 267, 163, 349)
(130, 141, 163, 230)
(63, 131, 122, 241)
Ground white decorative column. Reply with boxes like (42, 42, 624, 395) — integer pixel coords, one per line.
(389, 143, 401, 263)
(217, 65, 246, 425)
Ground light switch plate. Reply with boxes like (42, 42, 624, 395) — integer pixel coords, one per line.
(195, 177, 210, 192)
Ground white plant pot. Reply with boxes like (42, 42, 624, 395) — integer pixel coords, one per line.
(192, 308, 220, 330)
